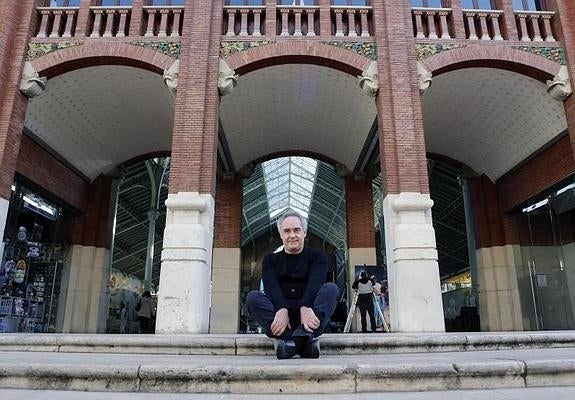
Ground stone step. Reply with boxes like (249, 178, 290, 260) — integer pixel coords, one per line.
(1, 331, 574, 356)
(0, 347, 574, 394)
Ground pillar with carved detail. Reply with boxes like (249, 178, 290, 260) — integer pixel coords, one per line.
(155, 0, 224, 334)
(371, 0, 444, 332)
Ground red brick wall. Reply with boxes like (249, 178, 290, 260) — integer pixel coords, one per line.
(70, 175, 115, 248)
(214, 175, 242, 248)
(169, 0, 223, 195)
(0, 1, 41, 201)
(372, 0, 429, 196)
(346, 176, 375, 248)
(471, 175, 507, 249)
(497, 135, 575, 212)
(16, 134, 88, 213)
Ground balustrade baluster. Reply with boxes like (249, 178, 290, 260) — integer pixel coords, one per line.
(226, 9, 236, 36)
(50, 10, 63, 38)
(104, 9, 116, 37)
(438, 11, 450, 39)
(466, 12, 478, 40)
(253, 9, 262, 36)
(517, 14, 530, 41)
(541, 14, 555, 42)
(530, 15, 543, 42)
(63, 10, 76, 37)
(158, 9, 170, 37)
(334, 9, 344, 36)
(360, 9, 369, 37)
(239, 9, 249, 36)
(36, 10, 51, 38)
(347, 9, 357, 37)
(280, 9, 289, 36)
(477, 12, 489, 40)
(145, 9, 156, 36)
(490, 13, 503, 40)
(426, 11, 438, 39)
(117, 9, 129, 37)
(413, 10, 425, 39)
(91, 9, 103, 37)
(294, 9, 303, 36)
(306, 9, 315, 36)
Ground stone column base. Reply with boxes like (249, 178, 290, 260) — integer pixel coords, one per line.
(156, 192, 214, 334)
(210, 248, 241, 333)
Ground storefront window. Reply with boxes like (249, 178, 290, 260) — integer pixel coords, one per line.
(515, 180, 575, 330)
(0, 183, 68, 333)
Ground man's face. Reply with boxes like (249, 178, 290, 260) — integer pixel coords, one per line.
(280, 216, 307, 254)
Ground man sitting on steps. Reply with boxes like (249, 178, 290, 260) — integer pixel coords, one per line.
(246, 209, 339, 359)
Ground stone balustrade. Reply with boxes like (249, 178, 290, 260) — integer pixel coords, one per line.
(89, 6, 131, 38)
(462, 9, 504, 41)
(412, 7, 453, 40)
(35, 7, 79, 38)
(143, 6, 184, 37)
(515, 10, 556, 42)
(331, 6, 372, 37)
(277, 5, 319, 37)
(223, 6, 266, 37)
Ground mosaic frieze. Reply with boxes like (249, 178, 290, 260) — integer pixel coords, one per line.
(321, 41, 376, 61)
(26, 41, 83, 61)
(512, 46, 565, 65)
(131, 41, 181, 59)
(220, 40, 276, 58)
(415, 43, 464, 61)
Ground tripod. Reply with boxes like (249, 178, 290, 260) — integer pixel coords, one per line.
(343, 291, 390, 333)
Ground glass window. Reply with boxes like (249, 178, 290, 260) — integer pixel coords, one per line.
(331, 0, 369, 5)
(98, 0, 133, 5)
(411, 0, 443, 7)
(461, 0, 493, 8)
(47, 0, 80, 6)
(226, 0, 265, 5)
(513, 0, 546, 10)
(151, 0, 185, 5)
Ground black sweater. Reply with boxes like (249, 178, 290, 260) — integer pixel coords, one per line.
(261, 247, 327, 310)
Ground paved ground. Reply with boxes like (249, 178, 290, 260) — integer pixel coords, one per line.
(0, 387, 574, 400)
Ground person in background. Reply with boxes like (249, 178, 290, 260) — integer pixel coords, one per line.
(372, 276, 385, 329)
(120, 302, 128, 334)
(352, 271, 376, 333)
(137, 291, 153, 334)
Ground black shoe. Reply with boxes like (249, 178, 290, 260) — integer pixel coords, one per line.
(298, 338, 320, 359)
(275, 339, 297, 360)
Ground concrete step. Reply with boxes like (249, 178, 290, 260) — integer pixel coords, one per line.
(1, 331, 575, 356)
(0, 332, 575, 395)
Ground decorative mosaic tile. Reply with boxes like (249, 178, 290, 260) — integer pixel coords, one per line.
(220, 40, 276, 58)
(26, 41, 84, 61)
(512, 46, 565, 65)
(131, 41, 181, 59)
(415, 43, 464, 61)
(321, 41, 377, 60)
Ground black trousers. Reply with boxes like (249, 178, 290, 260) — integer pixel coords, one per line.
(358, 294, 376, 332)
(246, 282, 339, 342)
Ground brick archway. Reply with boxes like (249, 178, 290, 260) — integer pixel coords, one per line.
(419, 44, 562, 82)
(223, 41, 373, 76)
(30, 41, 175, 78)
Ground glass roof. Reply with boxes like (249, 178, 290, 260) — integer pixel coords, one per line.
(263, 156, 318, 219)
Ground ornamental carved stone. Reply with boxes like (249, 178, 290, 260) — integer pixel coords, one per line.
(218, 58, 238, 97)
(19, 62, 47, 98)
(547, 66, 572, 101)
(417, 62, 432, 94)
(358, 61, 379, 97)
(163, 60, 179, 94)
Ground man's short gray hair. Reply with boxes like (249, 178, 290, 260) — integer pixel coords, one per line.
(276, 209, 308, 233)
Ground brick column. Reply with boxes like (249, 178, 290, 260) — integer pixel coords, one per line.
(0, 0, 40, 254)
(210, 174, 243, 333)
(470, 175, 524, 332)
(74, 0, 94, 38)
(448, 0, 467, 39)
(318, 0, 331, 37)
(156, 0, 224, 334)
(548, 0, 575, 159)
(498, 0, 519, 41)
(371, 0, 444, 332)
(265, 0, 276, 37)
(130, 0, 147, 37)
(60, 175, 118, 333)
